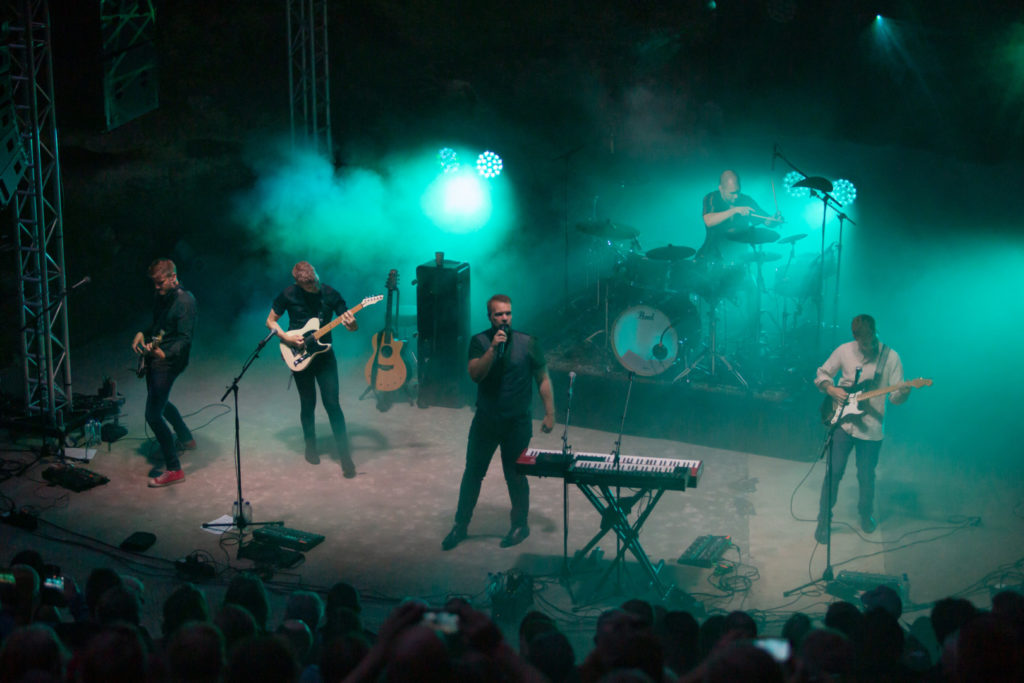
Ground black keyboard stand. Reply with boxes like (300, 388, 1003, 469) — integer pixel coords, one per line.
(570, 482, 675, 601)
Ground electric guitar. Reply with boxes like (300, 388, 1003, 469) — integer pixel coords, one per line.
(279, 295, 383, 372)
(364, 269, 408, 392)
(136, 331, 164, 378)
(821, 377, 932, 425)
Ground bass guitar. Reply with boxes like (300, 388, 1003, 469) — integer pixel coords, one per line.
(136, 331, 164, 378)
(279, 295, 383, 372)
(364, 269, 408, 392)
(821, 377, 932, 425)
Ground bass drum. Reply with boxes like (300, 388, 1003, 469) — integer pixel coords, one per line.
(611, 305, 679, 376)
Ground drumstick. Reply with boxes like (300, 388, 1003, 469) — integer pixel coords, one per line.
(750, 213, 784, 223)
(771, 180, 779, 213)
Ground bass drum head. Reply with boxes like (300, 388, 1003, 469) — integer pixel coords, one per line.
(611, 305, 679, 376)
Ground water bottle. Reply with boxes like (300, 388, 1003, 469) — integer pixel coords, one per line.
(242, 501, 252, 524)
(85, 419, 101, 447)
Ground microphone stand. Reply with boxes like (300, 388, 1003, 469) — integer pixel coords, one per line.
(610, 371, 634, 591)
(559, 372, 577, 596)
(203, 331, 283, 541)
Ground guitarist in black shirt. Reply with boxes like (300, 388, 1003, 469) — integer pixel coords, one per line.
(132, 259, 197, 488)
(267, 261, 358, 477)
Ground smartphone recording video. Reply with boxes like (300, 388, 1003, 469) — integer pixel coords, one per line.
(421, 609, 459, 634)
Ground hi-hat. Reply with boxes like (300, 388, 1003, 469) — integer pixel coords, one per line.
(576, 219, 638, 241)
(793, 176, 834, 193)
(726, 227, 779, 245)
(645, 244, 696, 261)
(777, 233, 808, 245)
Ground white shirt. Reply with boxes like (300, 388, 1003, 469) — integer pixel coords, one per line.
(815, 340, 906, 441)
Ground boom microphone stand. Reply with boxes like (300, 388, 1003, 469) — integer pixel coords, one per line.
(203, 331, 282, 539)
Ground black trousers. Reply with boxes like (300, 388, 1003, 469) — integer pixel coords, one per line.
(818, 427, 882, 522)
(293, 350, 350, 457)
(145, 363, 192, 471)
(454, 413, 532, 529)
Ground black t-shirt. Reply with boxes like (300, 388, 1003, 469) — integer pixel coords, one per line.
(469, 329, 546, 420)
(272, 284, 348, 343)
(699, 190, 766, 262)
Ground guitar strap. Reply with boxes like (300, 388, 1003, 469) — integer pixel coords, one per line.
(872, 344, 891, 388)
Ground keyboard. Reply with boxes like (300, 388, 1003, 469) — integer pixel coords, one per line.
(516, 449, 703, 491)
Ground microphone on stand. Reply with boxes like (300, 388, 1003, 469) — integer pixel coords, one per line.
(567, 371, 576, 398)
(71, 275, 92, 290)
(854, 366, 862, 384)
(771, 143, 777, 171)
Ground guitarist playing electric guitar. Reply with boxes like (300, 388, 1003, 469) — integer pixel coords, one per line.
(266, 261, 362, 477)
(812, 314, 926, 544)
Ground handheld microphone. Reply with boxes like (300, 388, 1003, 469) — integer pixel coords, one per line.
(495, 325, 509, 358)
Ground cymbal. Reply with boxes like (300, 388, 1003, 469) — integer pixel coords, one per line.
(740, 251, 782, 263)
(645, 244, 696, 261)
(726, 226, 779, 245)
(576, 219, 638, 241)
(777, 233, 808, 245)
(792, 176, 834, 193)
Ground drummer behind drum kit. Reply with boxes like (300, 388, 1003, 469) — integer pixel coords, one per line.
(576, 219, 831, 389)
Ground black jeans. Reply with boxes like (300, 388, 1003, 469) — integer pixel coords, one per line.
(818, 427, 882, 522)
(454, 413, 532, 529)
(145, 364, 192, 472)
(293, 350, 350, 458)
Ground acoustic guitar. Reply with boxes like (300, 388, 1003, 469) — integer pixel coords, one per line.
(364, 269, 408, 392)
(279, 295, 383, 372)
(821, 377, 932, 425)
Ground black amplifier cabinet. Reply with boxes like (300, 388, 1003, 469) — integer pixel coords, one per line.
(415, 260, 472, 408)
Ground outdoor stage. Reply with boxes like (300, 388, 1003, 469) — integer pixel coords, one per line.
(2, 330, 1020, 649)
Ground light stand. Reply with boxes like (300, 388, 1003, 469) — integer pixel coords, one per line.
(203, 331, 283, 540)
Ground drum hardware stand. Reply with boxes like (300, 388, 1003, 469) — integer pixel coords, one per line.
(203, 331, 283, 540)
(672, 297, 748, 389)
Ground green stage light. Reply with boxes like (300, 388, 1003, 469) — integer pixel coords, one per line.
(784, 171, 810, 198)
(832, 179, 857, 205)
(437, 147, 459, 174)
(476, 150, 503, 178)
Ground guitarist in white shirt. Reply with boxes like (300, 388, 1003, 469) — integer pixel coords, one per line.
(266, 261, 358, 477)
(814, 314, 910, 543)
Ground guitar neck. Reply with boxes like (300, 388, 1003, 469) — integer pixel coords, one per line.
(313, 302, 367, 339)
(856, 381, 909, 402)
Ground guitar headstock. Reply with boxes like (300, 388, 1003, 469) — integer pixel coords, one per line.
(909, 378, 933, 388)
(386, 269, 399, 291)
(361, 295, 384, 308)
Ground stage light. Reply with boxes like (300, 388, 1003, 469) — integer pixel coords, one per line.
(437, 147, 459, 174)
(784, 171, 810, 198)
(476, 151, 503, 178)
(832, 179, 857, 206)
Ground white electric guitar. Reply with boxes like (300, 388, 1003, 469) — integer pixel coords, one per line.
(279, 295, 383, 372)
(821, 377, 932, 425)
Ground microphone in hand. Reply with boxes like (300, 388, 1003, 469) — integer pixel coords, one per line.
(495, 324, 509, 358)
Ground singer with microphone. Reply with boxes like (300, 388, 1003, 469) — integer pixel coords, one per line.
(131, 258, 197, 488)
(442, 294, 555, 551)
(813, 314, 910, 543)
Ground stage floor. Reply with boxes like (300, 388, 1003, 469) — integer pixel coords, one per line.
(2, 337, 1021, 647)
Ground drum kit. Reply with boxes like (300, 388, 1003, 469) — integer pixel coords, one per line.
(577, 218, 828, 388)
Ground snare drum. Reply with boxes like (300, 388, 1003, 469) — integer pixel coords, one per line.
(611, 305, 679, 376)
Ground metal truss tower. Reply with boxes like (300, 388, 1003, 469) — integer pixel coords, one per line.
(8, 0, 72, 430)
(286, 0, 332, 157)
(100, 0, 158, 130)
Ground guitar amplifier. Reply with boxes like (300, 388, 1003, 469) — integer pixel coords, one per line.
(415, 260, 472, 408)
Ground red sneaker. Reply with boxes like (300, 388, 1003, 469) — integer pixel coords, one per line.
(176, 439, 197, 452)
(149, 469, 185, 487)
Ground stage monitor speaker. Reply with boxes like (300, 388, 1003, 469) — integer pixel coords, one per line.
(416, 259, 471, 408)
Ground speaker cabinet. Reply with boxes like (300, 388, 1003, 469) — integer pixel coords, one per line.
(416, 260, 471, 408)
